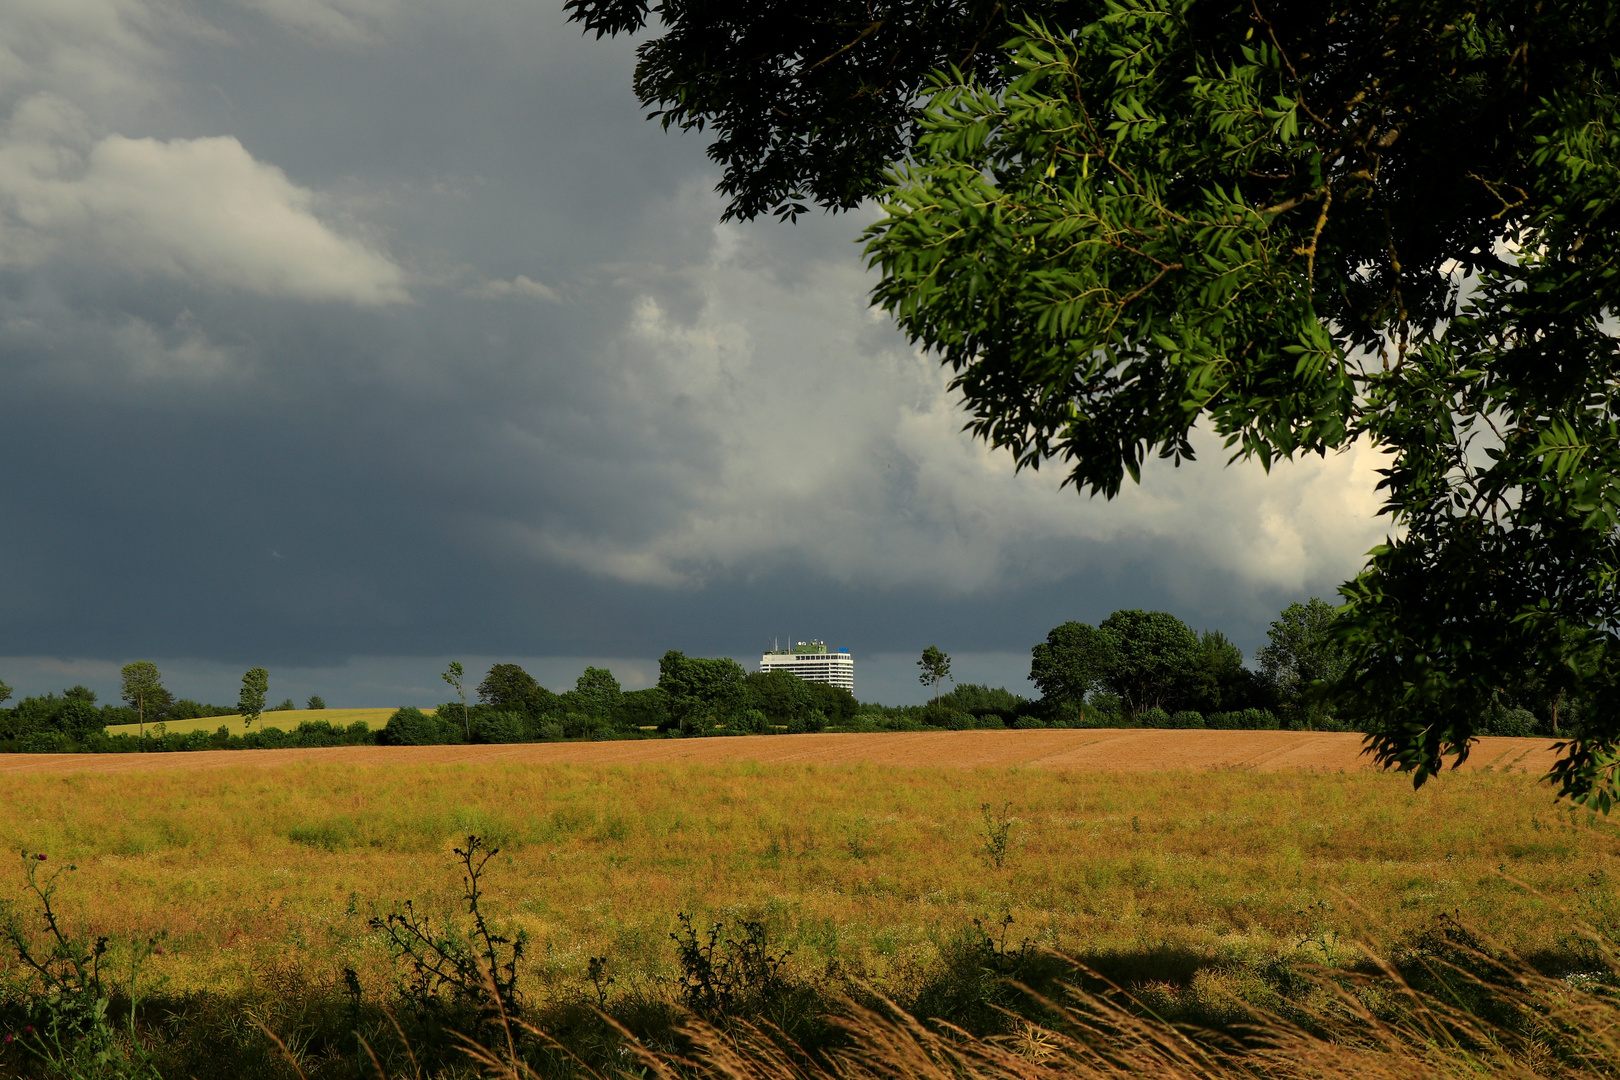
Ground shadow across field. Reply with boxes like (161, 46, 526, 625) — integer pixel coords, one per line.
(5, 899, 1618, 1080)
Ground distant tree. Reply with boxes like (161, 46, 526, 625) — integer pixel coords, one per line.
(442, 661, 470, 739)
(804, 680, 859, 724)
(305, 695, 326, 710)
(0, 688, 106, 744)
(742, 669, 812, 725)
(917, 646, 952, 705)
(0, 676, 11, 708)
(657, 651, 747, 731)
(572, 667, 623, 718)
(120, 661, 166, 739)
(169, 699, 233, 722)
(380, 707, 453, 747)
(1186, 630, 1266, 714)
(168, 698, 199, 720)
(1257, 599, 1350, 731)
(1029, 622, 1115, 708)
(476, 663, 560, 718)
(1097, 611, 1200, 716)
(273, 699, 297, 712)
(4, 691, 78, 743)
(615, 686, 670, 729)
(238, 668, 268, 730)
(948, 684, 1029, 726)
(478, 663, 539, 706)
(59, 699, 104, 742)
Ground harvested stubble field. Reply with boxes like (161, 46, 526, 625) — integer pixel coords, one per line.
(0, 726, 1561, 775)
(0, 728, 1604, 1011)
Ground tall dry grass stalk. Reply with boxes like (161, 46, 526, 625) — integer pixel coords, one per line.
(305, 935, 1620, 1080)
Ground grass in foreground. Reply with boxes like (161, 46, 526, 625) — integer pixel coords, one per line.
(6, 843, 1619, 1080)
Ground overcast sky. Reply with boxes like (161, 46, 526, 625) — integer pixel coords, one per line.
(0, 0, 1390, 707)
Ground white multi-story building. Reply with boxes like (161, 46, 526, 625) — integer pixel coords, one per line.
(760, 640, 854, 693)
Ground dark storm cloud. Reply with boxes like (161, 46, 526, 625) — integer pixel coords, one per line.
(0, 0, 1385, 703)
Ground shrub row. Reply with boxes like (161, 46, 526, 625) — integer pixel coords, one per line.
(1076, 707, 1286, 730)
(9, 719, 381, 754)
(380, 707, 663, 745)
(6, 704, 1541, 754)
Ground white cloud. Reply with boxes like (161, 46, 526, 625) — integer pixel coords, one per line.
(0, 95, 409, 304)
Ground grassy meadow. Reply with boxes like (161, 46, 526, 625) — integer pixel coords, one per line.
(2, 757, 1615, 1007)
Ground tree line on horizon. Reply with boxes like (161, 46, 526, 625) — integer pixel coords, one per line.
(1021, 602, 1544, 738)
(0, 595, 1562, 752)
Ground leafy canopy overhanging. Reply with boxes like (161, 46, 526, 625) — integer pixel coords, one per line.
(862, 2, 1620, 805)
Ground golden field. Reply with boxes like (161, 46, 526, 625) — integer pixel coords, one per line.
(0, 733, 1613, 1008)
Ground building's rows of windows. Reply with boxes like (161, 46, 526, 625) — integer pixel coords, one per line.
(759, 643, 854, 692)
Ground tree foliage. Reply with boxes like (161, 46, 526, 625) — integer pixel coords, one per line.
(564, 0, 1014, 221)
(658, 651, 748, 731)
(917, 646, 952, 704)
(382, 707, 458, 746)
(442, 661, 470, 739)
(1030, 614, 1265, 719)
(1096, 610, 1200, 715)
(1257, 599, 1350, 731)
(476, 664, 561, 718)
(944, 683, 1031, 725)
(0, 687, 111, 744)
(1029, 621, 1115, 704)
(571, 667, 624, 718)
(1191, 629, 1265, 714)
(616, 687, 671, 729)
(743, 669, 812, 725)
(119, 662, 168, 736)
(237, 668, 268, 730)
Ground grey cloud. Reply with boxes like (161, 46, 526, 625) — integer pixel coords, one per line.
(0, 0, 1380, 701)
(229, 0, 399, 45)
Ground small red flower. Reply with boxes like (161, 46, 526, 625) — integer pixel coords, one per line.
(34, 853, 45, 861)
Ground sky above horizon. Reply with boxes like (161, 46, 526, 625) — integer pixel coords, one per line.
(0, 0, 1390, 708)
